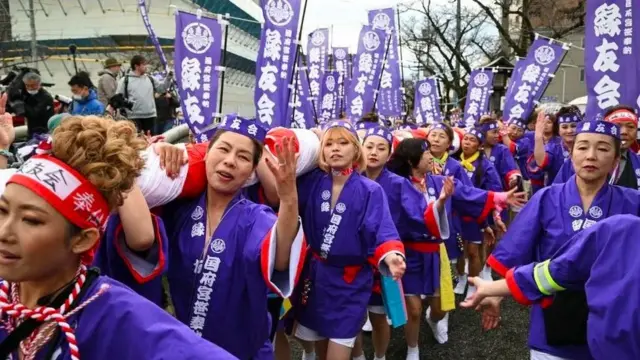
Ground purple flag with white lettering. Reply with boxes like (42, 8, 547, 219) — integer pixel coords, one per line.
(254, 0, 302, 129)
(287, 56, 315, 129)
(503, 38, 567, 122)
(345, 26, 388, 121)
(307, 28, 330, 110)
(368, 8, 403, 117)
(585, 0, 639, 118)
(174, 11, 222, 142)
(414, 77, 442, 124)
(462, 69, 495, 127)
(318, 71, 340, 122)
(333, 47, 349, 114)
(138, 0, 168, 69)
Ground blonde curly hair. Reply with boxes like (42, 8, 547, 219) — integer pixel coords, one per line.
(50, 116, 147, 210)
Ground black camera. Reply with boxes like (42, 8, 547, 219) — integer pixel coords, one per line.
(108, 93, 134, 111)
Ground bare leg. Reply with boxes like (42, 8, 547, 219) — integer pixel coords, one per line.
(351, 333, 365, 359)
(274, 330, 291, 360)
(370, 312, 390, 358)
(325, 340, 352, 360)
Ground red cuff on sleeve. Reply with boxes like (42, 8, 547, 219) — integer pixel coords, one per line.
(370, 240, 405, 267)
(530, 178, 544, 186)
(114, 215, 166, 284)
(505, 268, 533, 306)
(180, 142, 209, 198)
(260, 228, 309, 297)
(423, 202, 442, 238)
(526, 153, 549, 174)
(540, 297, 554, 309)
(503, 170, 521, 189)
(486, 254, 509, 278)
(508, 141, 517, 154)
(477, 191, 496, 224)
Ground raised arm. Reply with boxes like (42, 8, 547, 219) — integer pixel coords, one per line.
(117, 184, 155, 252)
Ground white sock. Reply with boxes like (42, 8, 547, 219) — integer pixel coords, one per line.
(374, 356, 386, 360)
(352, 355, 366, 360)
(303, 351, 316, 360)
(407, 346, 419, 355)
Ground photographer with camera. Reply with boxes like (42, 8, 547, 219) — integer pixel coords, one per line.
(110, 55, 172, 134)
(20, 72, 54, 139)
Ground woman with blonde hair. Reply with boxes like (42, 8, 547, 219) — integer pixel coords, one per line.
(0, 112, 235, 359)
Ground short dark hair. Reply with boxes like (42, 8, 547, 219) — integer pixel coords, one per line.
(208, 130, 263, 167)
(68, 71, 94, 88)
(130, 55, 146, 70)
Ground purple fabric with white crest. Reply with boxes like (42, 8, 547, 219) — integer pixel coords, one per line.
(584, 0, 640, 119)
(467, 128, 484, 142)
(254, 0, 302, 129)
(318, 71, 340, 122)
(307, 28, 330, 112)
(333, 47, 350, 114)
(287, 56, 315, 129)
(508, 119, 526, 129)
(575, 120, 620, 140)
(324, 119, 359, 139)
(480, 122, 499, 134)
(462, 69, 494, 127)
(345, 26, 388, 120)
(363, 126, 394, 145)
(558, 113, 582, 124)
(368, 8, 403, 117)
(503, 38, 568, 122)
(174, 11, 222, 143)
(218, 114, 268, 143)
(414, 77, 442, 125)
(138, 0, 168, 70)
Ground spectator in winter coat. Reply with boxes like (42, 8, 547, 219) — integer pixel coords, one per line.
(97, 58, 121, 105)
(22, 72, 54, 138)
(68, 72, 105, 116)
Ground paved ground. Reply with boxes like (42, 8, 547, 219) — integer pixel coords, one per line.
(290, 296, 530, 360)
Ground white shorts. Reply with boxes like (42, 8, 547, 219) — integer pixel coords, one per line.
(294, 323, 357, 348)
(367, 305, 386, 315)
(530, 349, 571, 360)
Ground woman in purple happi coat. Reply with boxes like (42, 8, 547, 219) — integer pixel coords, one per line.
(263, 120, 407, 360)
(351, 126, 452, 360)
(0, 115, 236, 360)
(385, 136, 524, 351)
(463, 214, 640, 360)
(454, 129, 504, 300)
(527, 107, 581, 192)
(104, 115, 307, 360)
(485, 119, 640, 360)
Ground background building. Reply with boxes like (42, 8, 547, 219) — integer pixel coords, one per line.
(0, 0, 262, 116)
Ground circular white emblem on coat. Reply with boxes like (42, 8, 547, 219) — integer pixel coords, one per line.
(311, 31, 326, 46)
(588, 206, 603, 219)
(265, 0, 294, 26)
(321, 190, 331, 200)
(635, 168, 640, 177)
(419, 82, 432, 96)
(182, 22, 214, 54)
(490, 156, 496, 162)
(569, 205, 583, 218)
(335, 202, 346, 214)
(326, 75, 336, 92)
(363, 31, 381, 51)
(562, 150, 569, 158)
(191, 206, 204, 221)
(534, 45, 556, 65)
(428, 188, 436, 195)
(334, 48, 347, 60)
(474, 72, 490, 87)
(210, 239, 226, 253)
(371, 13, 391, 31)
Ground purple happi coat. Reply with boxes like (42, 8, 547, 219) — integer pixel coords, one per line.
(527, 141, 570, 193)
(0, 276, 237, 360)
(373, 169, 448, 299)
(438, 156, 472, 259)
(294, 169, 404, 338)
(458, 156, 503, 244)
(488, 176, 640, 359)
(486, 143, 520, 188)
(506, 214, 640, 360)
(507, 136, 531, 180)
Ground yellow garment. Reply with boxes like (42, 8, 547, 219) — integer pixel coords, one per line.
(433, 151, 449, 165)
(280, 298, 293, 320)
(459, 151, 480, 172)
(438, 243, 456, 311)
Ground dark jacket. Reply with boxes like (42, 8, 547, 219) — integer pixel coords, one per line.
(24, 88, 54, 138)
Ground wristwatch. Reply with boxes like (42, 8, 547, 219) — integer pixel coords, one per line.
(0, 149, 13, 160)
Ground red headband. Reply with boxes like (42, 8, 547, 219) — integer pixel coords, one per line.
(605, 109, 638, 125)
(8, 155, 109, 230)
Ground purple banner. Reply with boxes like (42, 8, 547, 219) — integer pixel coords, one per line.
(288, 57, 315, 129)
(254, 0, 302, 128)
(318, 71, 340, 122)
(368, 8, 403, 117)
(503, 38, 567, 122)
(463, 69, 495, 127)
(333, 47, 349, 114)
(585, 0, 640, 118)
(138, 0, 168, 69)
(307, 28, 330, 108)
(414, 77, 442, 124)
(345, 26, 387, 120)
(174, 11, 222, 142)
